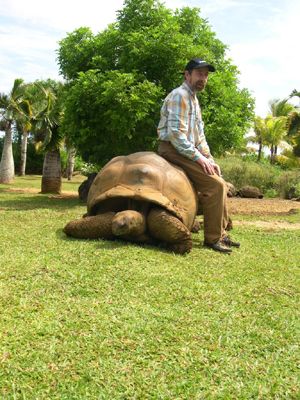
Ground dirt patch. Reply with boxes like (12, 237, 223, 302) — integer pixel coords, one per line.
(234, 220, 300, 230)
(227, 198, 300, 230)
(228, 197, 300, 216)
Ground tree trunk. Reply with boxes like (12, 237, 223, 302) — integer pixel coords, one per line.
(19, 130, 28, 176)
(0, 123, 15, 183)
(270, 145, 275, 164)
(41, 149, 62, 194)
(66, 147, 76, 181)
(257, 140, 262, 161)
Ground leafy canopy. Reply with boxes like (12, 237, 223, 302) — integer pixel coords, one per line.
(58, 0, 254, 164)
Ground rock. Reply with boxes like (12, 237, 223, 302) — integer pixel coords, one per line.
(191, 219, 202, 233)
(78, 172, 97, 202)
(238, 186, 263, 199)
(226, 182, 237, 197)
(286, 186, 298, 200)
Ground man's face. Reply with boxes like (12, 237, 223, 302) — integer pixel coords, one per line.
(185, 67, 209, 92)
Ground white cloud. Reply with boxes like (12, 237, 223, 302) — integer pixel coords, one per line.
(0, 19, 61, 91)
(220, 0, 300, 116)
(0, 0, 299, 118)
(0, 0, 124, 33)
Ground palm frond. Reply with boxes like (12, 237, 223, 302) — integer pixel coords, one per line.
(290, 89, 300, 98)
(0, 93, 9, 109)
(268, 98, 294, 117)
(287, 111, 300, 136)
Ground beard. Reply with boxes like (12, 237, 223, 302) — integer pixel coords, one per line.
(194, 81, 206, 91)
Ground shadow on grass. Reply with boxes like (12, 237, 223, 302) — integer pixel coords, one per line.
(0, 190, 84, 211)
(57, 228, 172, 253)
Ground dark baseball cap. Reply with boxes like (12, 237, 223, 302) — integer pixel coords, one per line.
(184, 58, 215, 72)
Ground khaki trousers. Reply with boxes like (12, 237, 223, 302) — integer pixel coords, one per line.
(158, 141, 229, 244)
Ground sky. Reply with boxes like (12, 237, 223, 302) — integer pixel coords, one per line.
(0, 0, 300, 117)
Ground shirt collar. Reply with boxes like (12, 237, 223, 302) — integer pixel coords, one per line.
(182, 81, 196, 98)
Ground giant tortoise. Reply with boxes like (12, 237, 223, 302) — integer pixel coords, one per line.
(64, 152, 199, 254)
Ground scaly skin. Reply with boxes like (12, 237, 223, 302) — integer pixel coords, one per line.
(63, 212, 115, 239)
(64, 208, 192, 254)
(147, 207, 192, 254)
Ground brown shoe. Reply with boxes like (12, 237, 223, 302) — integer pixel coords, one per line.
(221, 236, 240, 248)
(204, 240, 232, 253)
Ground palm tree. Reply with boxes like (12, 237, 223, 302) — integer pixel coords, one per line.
(0, 79, 29, 183)
(248, 116, 268, 161)
(18, 82, 46, 176)
(268, 98, 295, 157)
(18, 89, 34, 176)
(32, 81, 64, 194)
(286, 110, 300, 157)
(65, 144, 76, 181)
(286, 90, 300, 156)
(264, 116, 287, 163)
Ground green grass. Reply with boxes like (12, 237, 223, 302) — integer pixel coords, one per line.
(0, 177, 299, 399)
(0, 174, 86, 192)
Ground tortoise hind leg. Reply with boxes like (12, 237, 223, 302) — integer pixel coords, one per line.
(64, 212, 115, 239)
(147, 207, 192, 254)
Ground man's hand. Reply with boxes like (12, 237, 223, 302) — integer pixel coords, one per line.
(212, 163, 221, 176)
(196, 156, 215, 175)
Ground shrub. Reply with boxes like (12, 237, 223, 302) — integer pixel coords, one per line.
(264, 188, 278, 198)
(13, 141, 44, 174)
(217, 156, 280, 193)
(276, 170, 300, 199)
(80, 162, 99, 176)
(60, 150, 88, 173)
(275, 152, 300, 170)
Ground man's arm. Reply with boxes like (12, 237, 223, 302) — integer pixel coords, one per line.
(167, 93, 218, 175)
(166, 92, 204, 161)
(196, 117, 221, 176)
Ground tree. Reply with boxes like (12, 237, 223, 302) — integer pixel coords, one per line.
(64, 136, 76, 180)
(17, 83, 38, 176)
(32, 80, 64, 193)
(0, 79, 30, 183)
(248, 116, 268, 161)
(287, 90, 300, 156)
(61, 70, 163, 164)
(268, 95, 300, 159)
(268, 98, 295, 156)
(57, 0, 254, 165)
(264, 116, 288, 163)
(249, 113, 289, 163)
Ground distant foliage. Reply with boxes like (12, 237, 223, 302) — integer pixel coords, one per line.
(218, 155, 300, 198)
(218, 156, 281, 193)
(0, 137, 44, 174)
(276, 170, 300, 199)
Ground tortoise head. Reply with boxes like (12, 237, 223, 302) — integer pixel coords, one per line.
(112, 210, 146, 238)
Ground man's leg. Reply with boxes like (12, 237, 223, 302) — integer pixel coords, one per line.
(158, 141, 229, 244)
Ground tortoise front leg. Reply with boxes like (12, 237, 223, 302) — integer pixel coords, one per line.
(63, 212, 115, 239)
(147, 207, 192, 254)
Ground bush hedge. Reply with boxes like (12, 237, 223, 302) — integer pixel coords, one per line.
(217, 156, 300, 198)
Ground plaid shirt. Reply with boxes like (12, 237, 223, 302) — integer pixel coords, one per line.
(157, 82, 214, 162)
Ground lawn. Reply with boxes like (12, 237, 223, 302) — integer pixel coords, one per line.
(0, 176, 299, 399)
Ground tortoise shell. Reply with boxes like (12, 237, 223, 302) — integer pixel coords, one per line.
(87, 152, 198, 230)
